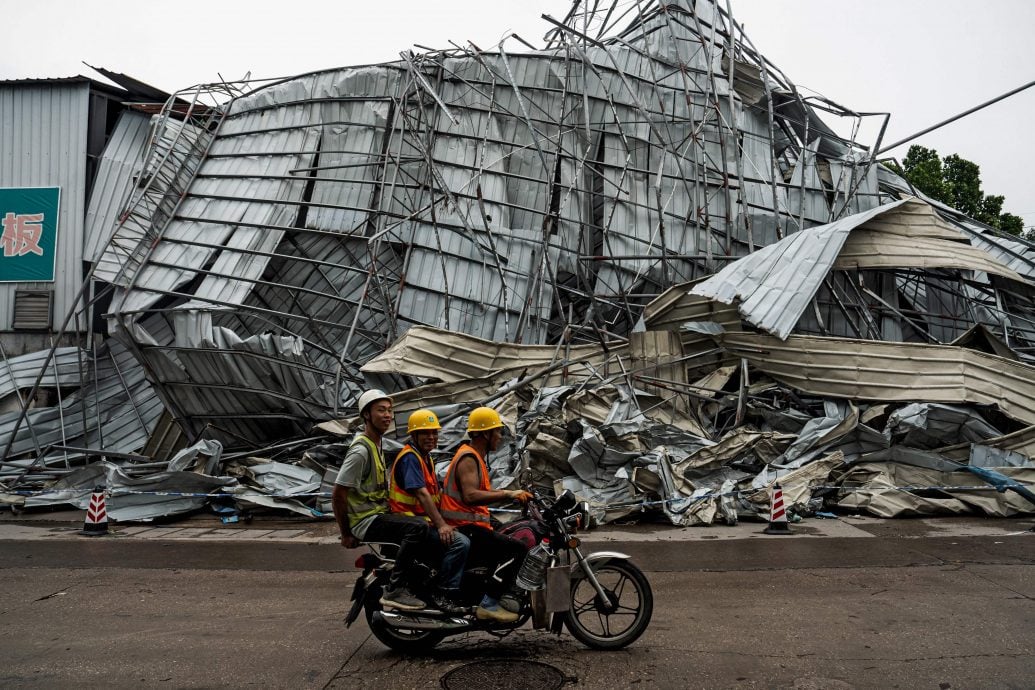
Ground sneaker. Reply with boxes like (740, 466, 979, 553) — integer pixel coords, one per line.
(380, 586, 426, 612)
(499, 592, 524, 613)
(428, 592, 467, 616)
(475, 603, 519, 623)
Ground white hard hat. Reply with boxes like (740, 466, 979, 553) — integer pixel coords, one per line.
(356, 389, 392, 415)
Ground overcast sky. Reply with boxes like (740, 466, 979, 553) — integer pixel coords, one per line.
(6, 0, 1035, 230)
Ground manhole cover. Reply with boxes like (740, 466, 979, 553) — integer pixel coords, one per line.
(441, 659, 566, 690)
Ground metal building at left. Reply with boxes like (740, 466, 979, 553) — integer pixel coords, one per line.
(0, 72, 169, 357)
(0, 72, 177, 473)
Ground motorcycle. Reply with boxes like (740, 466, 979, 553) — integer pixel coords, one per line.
(344, 488, 653, 652)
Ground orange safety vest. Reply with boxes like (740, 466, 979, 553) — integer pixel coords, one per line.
(388, 444, 439, 519)
(440, 443, 492, 529)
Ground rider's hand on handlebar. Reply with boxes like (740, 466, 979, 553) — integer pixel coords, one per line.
(340, 533, 360, 549)
(509, 490, 533, 503)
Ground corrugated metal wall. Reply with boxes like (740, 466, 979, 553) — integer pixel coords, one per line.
(84, 109, 151, 262)
(0, 82, 89, 332)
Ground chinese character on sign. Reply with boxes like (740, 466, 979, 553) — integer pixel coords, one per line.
(1, 212, 45, 258)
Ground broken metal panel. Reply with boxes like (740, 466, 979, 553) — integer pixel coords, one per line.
(827, 157, 881, 218)
(168, 130, 321, 309)
(745, 451, 845, 511)
(836, 228, 1026, 282)
(83, 109, 152, 263)
(884, 403, 1004, 450)
(940, 424, 1035, 463)
(360, 325, 627, 385)
(691, 200, 907, 339)
(0, 347, 84, 404)
(0, 338, 162, 478)
(834, 454, 1035, 518)
(785, 139, 829, 229)
(778, 401, 859, 466)
(628, 330, 688, 412)
(969, 444, 1030, 469)
(692, 197, 1033, 343)
(721, 331, 1035, 427)
(956, 219, 1035, 282)
(23, 460, 236, 520)
(96, 112, 214, 286)
(641, 282, 742, 332)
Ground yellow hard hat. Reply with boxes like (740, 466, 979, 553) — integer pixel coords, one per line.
(467, 406, 503, 433)
(407, 408, 441, 433)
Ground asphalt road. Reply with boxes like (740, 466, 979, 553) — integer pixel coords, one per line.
(1, 517, 1033, 689)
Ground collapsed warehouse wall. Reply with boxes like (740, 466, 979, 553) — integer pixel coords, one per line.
(93, 0, 895, 448)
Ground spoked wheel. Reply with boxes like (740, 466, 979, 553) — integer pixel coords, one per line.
(364, 586, 444, 654)
(564, 559, 653, 650)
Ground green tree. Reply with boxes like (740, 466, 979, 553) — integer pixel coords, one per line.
(891, 145, 1023, 236)
(943, 154, 983, 218)
(894, 146, 946, 201)
(1000, 213, 1024, 236)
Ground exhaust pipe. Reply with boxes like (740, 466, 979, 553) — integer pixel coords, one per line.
(374, 610, 472, 632)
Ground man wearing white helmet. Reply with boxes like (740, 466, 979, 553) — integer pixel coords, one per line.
(331, 389, 429, 611)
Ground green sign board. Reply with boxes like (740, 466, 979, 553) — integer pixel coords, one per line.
(0, 187, 60, 282)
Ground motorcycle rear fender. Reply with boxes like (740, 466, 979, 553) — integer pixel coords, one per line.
(344, 570, 381, 628)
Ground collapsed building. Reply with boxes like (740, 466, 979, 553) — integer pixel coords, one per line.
(2, 0, 1034, 524)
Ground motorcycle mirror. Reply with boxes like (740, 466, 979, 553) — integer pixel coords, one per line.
(552, 489, 578, 515)
(575, 501, 593, 531)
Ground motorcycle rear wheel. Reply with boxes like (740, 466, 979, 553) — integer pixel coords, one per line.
(564, 559, 653, 650)
(364, 586, 444, 654)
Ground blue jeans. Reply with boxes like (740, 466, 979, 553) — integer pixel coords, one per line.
(431, 528, 470, 591)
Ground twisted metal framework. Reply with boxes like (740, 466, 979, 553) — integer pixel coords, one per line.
(6, 0, 1033, 468)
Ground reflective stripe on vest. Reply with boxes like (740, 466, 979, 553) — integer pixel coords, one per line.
(440, 443, 492, 529)
(346, 434, 387, 530)
(388, 444, 440, 518)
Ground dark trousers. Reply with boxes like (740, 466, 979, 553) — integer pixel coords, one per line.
(458, 524, 528, 599)
(364, 513, 431, 590)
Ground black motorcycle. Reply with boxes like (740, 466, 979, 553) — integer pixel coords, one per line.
(344, 488, 653, 652)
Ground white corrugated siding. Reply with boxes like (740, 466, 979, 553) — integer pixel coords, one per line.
(84, 109, 152, 262)
(0, 82, 88, 330)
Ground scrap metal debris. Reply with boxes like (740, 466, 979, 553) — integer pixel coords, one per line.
(2, 0, 1034, 524)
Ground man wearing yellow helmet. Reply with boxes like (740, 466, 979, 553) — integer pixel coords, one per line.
(388, 408, 470, 614)
(440, 406, 533, 623)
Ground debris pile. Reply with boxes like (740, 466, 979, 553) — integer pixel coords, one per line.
(2, 0, 1035, 523)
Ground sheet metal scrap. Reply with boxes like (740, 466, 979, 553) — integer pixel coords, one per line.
(4, 0, 1035, 523)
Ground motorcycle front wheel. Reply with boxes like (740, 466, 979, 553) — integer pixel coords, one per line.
(364, 585, 444, 654)
(564, 559, 653, 650)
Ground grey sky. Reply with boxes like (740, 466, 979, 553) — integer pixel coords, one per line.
(6, 0, 1034, 229)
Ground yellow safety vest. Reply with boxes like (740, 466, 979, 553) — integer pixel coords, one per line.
(345, 434, 388, 530)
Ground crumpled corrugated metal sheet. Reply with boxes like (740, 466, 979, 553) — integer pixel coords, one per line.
(361, 325, 628, 384)
(721, 331, 1035, 427)
(691, 198, 1030, 340)
(0, 337, 163, 476)
(0, 347, 84, 400)
(83, 109, 152, 264)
